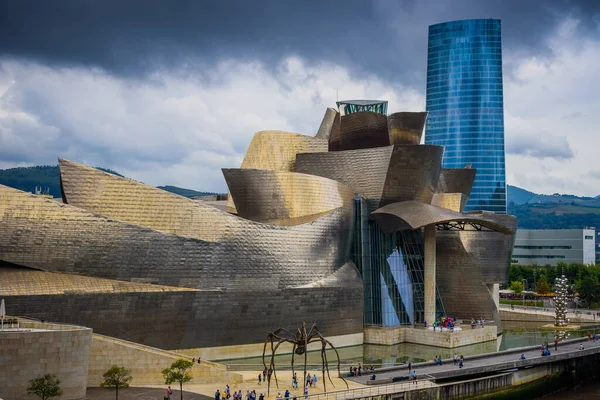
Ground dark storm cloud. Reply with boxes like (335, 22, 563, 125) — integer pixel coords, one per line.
(2, 0, 600, 82)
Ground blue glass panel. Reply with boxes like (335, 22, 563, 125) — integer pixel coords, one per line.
(425, 19, 507, 213)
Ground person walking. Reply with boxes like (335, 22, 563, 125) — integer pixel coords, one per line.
(408, 361, 412, 373)
(166, 386, 173, 400)
(453, 353, 458, 365)
(263, 368, 267, 383)
(258, 374, 262, 385)
(312, 374, 317, 388)
(304, 385, 309, 399)
(285, 389, 290, 399)
(554, 339, 558, 351)
(225, 385, 230, 399)
(459, 355, 464, 369)
(215, 389, 221, 400)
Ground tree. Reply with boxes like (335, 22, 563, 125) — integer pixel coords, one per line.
(576, 275, 600, 307)
(536, 275, 551, 294)
(100, 365, 132, 400)
(28, 374, 62, 400)
(510, 280, 524, 294)
(162, 359, 193, 400)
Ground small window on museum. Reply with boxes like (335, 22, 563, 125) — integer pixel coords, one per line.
(585, 235, 594, 240)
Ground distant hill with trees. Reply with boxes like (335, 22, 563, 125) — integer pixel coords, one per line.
(508, 185, 600, 230)
(0, 165, 218, 198)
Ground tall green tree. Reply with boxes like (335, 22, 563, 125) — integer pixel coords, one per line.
(27, 374, 62, 400)
(536, 275, 551, 294)
(100, 365, 132, 400)
(162, 359, 194, 400)
(510, 280, 524, 294)
(576, 275, 600, 307)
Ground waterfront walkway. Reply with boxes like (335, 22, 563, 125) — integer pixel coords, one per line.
(349, 336, 600, 384)
(500, 305, 599, 323)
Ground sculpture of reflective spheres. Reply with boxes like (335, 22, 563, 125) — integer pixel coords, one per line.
(0, 102, 517, 351)
(554, 275, 569, 327)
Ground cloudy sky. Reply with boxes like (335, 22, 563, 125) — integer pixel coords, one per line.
(1, 0, 599, 195)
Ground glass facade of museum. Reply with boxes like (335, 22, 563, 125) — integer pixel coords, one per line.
(351, 198, 445, 326)
(425, 19, 506, 213)
(336, 100, 388, 116)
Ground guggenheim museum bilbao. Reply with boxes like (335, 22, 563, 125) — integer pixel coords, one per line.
(0, 100, 516, 351)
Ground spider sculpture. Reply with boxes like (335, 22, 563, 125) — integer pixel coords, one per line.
(262, 322, 348, 395)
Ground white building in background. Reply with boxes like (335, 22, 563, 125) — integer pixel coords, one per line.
(512, 228, 596, 266)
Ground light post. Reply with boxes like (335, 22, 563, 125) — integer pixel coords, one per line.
(522, 278, 527, 307)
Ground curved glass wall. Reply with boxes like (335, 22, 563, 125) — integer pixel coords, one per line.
(425, 19, 506, 213)
(351, 198, 445, 326)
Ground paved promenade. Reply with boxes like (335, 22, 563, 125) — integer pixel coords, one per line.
(500, 305, 600, 323)
(349, 336, 600, 384)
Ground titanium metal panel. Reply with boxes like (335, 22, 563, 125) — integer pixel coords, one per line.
(228, 130, 327, 212)
(222, 169, 354, 224)
(336, 112, 389, 151)
(0, 262, 363, 349)
(315, 108, 340, 140)
(0, 184, 363, 348)
(370, 201, 514, 234)
(435, 231, 503, 333)
(296, 145, 444, 212)
(0, 184, 353, 290)
(431, 193, 467, 213)
(240, 130, 328, 171)
(437, 168, 477, 198)
(387, 112, 427, 145)
(380, 145, 443, 207)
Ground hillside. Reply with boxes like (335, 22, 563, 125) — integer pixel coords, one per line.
(0, 165, 217, 198)
(507, 185, 600, 229)
(507, 184, 597, 206)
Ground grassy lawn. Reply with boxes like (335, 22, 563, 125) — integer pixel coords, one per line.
(500, 299, 545, 307)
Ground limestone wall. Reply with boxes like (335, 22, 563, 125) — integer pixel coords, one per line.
(88, 334, 243, 386)
(0, 323, 92, 400)
(364, 325, 497, 348)
(176, 332, 363, 361)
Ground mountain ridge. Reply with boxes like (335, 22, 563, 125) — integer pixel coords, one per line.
(0, 165, 219, 198)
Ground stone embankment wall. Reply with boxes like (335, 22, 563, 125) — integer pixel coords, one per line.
(364, 325, 497, 348)
(88, 334, 243, 386)
(0, 321, 92, 400)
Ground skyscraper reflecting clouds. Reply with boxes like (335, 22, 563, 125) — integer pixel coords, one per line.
(425, 19, 506, 213)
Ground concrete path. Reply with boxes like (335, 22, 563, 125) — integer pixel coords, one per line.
(84, 387, 210, 399)
(349, 336, 600, 385)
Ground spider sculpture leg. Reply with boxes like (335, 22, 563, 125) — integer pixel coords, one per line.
(262, 329, 293, 396)
(320, 333, 349, 389)
(307, 326, 348, 390)
(320, 340, 328, 392)
(291, 343, 296, 388)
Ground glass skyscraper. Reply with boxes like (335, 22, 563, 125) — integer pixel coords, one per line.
(425, 19, 506, 213)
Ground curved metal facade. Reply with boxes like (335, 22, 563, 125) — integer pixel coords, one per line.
(437, 167, 477, 198)
(336, 112, 389, 151)
(0, 172, 362, 348)
(296, 145, 444, 212)
(223, 169, 354, 225)
(387, 112, 427, 145)
(370, 201, 515, 235)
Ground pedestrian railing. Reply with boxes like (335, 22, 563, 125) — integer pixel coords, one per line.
(295, 375, 436, 400)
